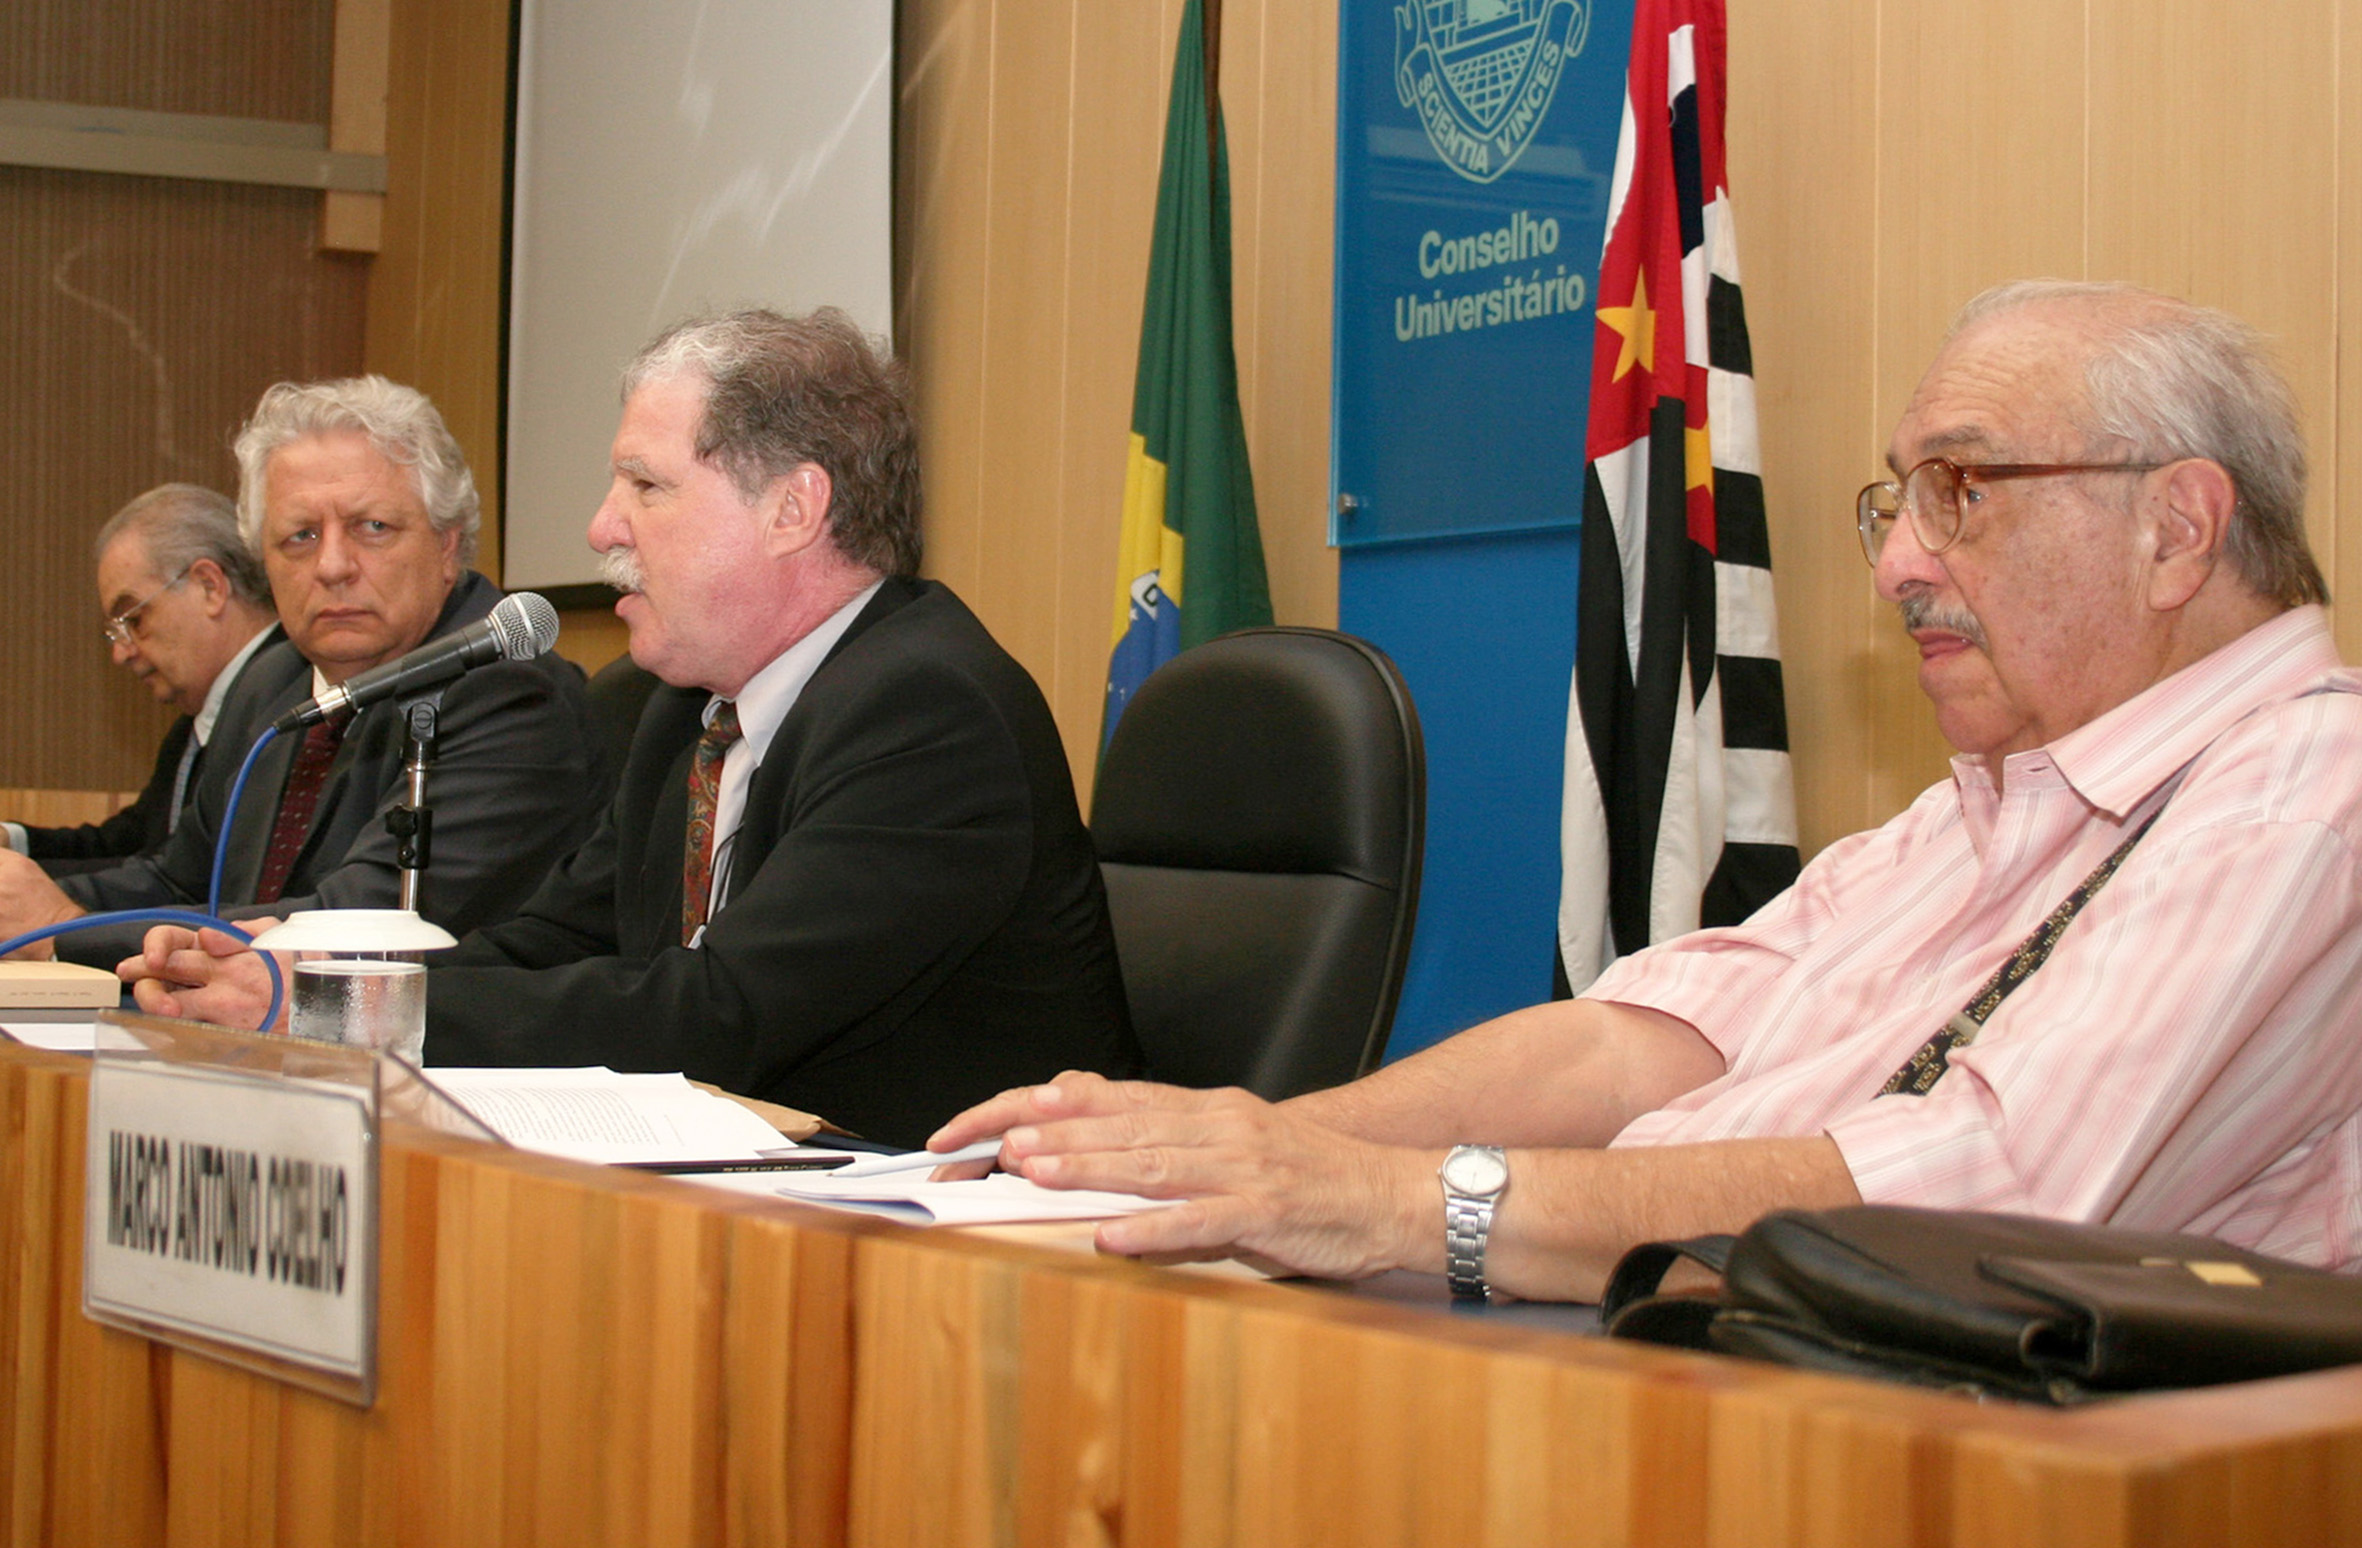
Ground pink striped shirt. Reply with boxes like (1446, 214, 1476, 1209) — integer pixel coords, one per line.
(1594, 606, 2362, 1270)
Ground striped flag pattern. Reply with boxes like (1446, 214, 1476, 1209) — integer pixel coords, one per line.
(1557, 0, 1799, 993)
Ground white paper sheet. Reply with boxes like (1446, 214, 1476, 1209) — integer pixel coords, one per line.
(767, 1170, 1169, 1226)
(424, 1067, 800, 1165)
(2, 1019, 105, 1051)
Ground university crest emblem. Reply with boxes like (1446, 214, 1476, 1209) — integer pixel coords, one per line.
(1395, 0, 1591, 184)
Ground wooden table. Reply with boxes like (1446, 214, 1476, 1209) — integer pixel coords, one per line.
(6, 1038, 2359, 1547)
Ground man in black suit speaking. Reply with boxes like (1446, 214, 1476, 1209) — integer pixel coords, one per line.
(4, 485, 277, 871)
(126, 309, 1139, 1146)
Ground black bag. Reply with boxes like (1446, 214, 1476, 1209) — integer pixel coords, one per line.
(1602, 1206, 2362, 1404)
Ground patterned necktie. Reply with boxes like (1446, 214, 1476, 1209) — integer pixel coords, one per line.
(254, 715, 348, 904)
(681, 701, 743, 944)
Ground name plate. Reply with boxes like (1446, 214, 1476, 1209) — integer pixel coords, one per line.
(85, 1058, 376, 1399)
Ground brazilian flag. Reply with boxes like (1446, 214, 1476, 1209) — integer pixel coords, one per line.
(1101, 0, 1272, 751)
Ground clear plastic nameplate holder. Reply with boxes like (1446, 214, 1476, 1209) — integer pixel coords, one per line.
(82, 1008, 500, 1407)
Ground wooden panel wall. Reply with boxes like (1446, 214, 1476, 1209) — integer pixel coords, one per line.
(0, 791, 133, 829)
(0, 0, 334, 118)
(362, 0, 512, 582)
(896, 0, 1340, 802)
(0, 0, 515, 795)
(0, 0, 363, 794)
(1727, 0, 2362, 851)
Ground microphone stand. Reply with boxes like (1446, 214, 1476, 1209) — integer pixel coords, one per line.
(387, 699, 439, 911)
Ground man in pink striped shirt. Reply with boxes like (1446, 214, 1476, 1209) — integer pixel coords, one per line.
(939, 281, 2362, 1301)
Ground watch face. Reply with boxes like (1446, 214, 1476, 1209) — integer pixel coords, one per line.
(1442, 1146, 1508, 1197)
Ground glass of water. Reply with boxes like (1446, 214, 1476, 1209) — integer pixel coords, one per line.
(251, 912, 454, 1065)
(291, 957, 429, 1063)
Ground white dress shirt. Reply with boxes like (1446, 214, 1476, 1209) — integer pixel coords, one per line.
(700, 580, 883, 923)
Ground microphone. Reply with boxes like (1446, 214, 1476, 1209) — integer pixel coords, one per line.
(273, 592, 562, 732)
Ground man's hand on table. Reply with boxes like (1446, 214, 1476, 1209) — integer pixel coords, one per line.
(118, 920, 289, 1031)
(0, 850, 86, 959)
(927, 1071, 1435, 1280)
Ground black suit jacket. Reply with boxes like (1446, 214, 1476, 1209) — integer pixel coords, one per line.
(27, 716, 188, 871)
(28, 626, 284, 874)
(425, 578, 1140, 1147)
(60, 573, 600, 964)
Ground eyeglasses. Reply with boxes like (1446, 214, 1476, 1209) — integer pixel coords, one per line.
(101, 567, 192, 648)
(1856, 458, 2165, 564)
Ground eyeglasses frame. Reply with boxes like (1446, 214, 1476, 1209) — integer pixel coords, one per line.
(1855, 457, 2168, 565)
(101, 566, 194, 648)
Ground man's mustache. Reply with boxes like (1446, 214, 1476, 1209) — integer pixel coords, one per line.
(598, 548, 646, 594)
(1899, 593, 1987, 650)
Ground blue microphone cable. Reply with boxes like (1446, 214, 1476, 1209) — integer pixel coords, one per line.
(2, 718, 297, 1034)
(209, 722, 281, 916)
(0, 910, 285, 1034)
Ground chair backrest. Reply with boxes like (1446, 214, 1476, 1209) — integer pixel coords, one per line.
(584, 651, 662, 804)
(1090, 627, 1425, 1099)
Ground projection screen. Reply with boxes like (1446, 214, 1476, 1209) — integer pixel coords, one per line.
(503, 0, 893, 593)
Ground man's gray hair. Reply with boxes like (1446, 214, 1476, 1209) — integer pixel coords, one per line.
(232, 375, 481, 567)
(95, 484, 271, 607)
(1955, 279, 2327, 608)
(622, 307, 922, 578)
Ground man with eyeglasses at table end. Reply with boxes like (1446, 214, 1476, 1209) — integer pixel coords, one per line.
(3, 485, 278, 874)
(930, 279, 2362, 1300)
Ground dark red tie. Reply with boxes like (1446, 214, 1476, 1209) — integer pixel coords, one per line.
(681, 701, 743, 944)
(255, 716, 347, 904)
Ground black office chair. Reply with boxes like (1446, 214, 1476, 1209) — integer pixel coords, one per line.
(584, 651, 662, 805)
(1091, 627, 1425, 1099)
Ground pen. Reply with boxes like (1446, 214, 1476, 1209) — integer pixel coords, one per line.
(823, 1138, 1003, 1179)
(619, 1155, 857, 1175)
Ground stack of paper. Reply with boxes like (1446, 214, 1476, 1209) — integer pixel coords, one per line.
(426, 1067, 820, 1167)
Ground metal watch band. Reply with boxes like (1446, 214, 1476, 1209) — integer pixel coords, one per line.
(1444, 1195, 1497, 1299)
(1440, 1144, 1508, 1300)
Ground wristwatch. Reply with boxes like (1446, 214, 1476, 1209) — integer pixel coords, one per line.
(1439, 1144, 1509, 1300)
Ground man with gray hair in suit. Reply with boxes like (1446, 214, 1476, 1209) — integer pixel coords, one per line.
(4, 485, 278, 870)
(0, 377, 597, 962)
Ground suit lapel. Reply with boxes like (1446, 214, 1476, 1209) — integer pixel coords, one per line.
(647, 740, 693, 948)
(623, 689, 705, 956)
(226, 724, 303, 901)
(715, 578, 919, 905)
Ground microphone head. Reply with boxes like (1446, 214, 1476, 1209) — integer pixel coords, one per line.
(487, 592, 561, 662)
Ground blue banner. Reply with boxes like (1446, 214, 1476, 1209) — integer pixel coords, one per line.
(1332, 0, 1635, 546)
